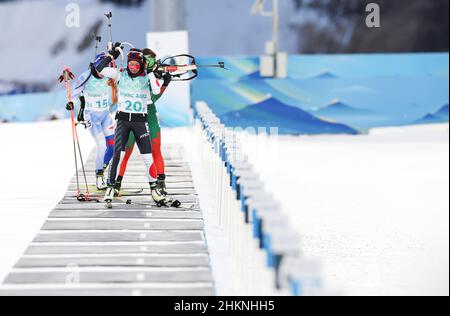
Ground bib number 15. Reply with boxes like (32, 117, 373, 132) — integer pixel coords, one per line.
(96, 99, 108, 109)
(125, 100, 143, 113)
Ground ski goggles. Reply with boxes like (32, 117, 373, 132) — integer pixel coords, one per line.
(145, 55, 156, 68)
(127, 62, 141, 71)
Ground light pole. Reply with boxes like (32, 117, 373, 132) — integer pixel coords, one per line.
(251, 0, 286, 78)
(251, 0, 279, 52)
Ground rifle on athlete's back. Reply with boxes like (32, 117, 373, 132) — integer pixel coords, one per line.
(151, 54, 227, 82)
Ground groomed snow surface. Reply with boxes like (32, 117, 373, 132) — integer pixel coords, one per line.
(0, 121, 448, 296)
(0, 120, 95, 283)
(239, 123, 449, 296)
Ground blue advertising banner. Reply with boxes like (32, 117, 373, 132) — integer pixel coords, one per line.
(1, 53, 448, 134)
(192, 53, 449, 134)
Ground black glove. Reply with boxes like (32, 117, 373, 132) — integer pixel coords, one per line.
(66, 101, 74, 111)
(154, 69, 163, 80)
(109, 42, 122, 60)
(109, 49, 120, 60)
(162, 73, 172, 86)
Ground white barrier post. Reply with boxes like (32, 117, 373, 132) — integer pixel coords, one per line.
(193, 101, 326, 296)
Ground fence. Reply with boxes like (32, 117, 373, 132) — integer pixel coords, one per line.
(193, 101, 325, 296)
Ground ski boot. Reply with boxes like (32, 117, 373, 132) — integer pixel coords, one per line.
(104, 183, 120, 209)
(151, 181, 181, 208)
(151, 181, 168, 207)
(114, 176, 123, 197)
(157, 174, 167, 196)
(96, 170, 107, 191)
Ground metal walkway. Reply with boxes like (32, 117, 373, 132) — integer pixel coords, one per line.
(0, 145, 215, 296)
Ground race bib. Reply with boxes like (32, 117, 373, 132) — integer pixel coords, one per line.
(118, 72, 150, 114)
(85, 93, 110, 110)
(84, 77, 111, 111)
(119, 91, 148, 114)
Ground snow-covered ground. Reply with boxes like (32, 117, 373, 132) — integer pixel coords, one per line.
(0, 122, 216, 286)
(0, 122, 198, 285)
(1, 121, 448, 296)
(238, 124, 449, 296)
(0, 120, 95, 283)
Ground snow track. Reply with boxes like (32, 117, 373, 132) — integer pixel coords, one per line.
(0, 140, 214, 296)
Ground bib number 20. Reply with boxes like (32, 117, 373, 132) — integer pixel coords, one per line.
(125, 100, 143, 113)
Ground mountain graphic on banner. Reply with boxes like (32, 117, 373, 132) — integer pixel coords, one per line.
(220, 97, 359, 135)
(414, 104, 449, 125)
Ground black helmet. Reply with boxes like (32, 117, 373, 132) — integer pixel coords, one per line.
(127, 48, 145, 77)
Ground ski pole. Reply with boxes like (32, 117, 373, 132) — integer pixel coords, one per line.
(59, 66, 91, 200)
(117, 42, 134, 65)
(120, 42, 135, 49)
(116, 46, 125, 67)
(93, 33, 102, 57)
(68, 87, 90, 197)
(60, 67, 80, 196)
(104, 12, 126, 66)
(105, 12, 113, 51)
(73, 119, 90, 198)
(117, 42, 137, 66)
